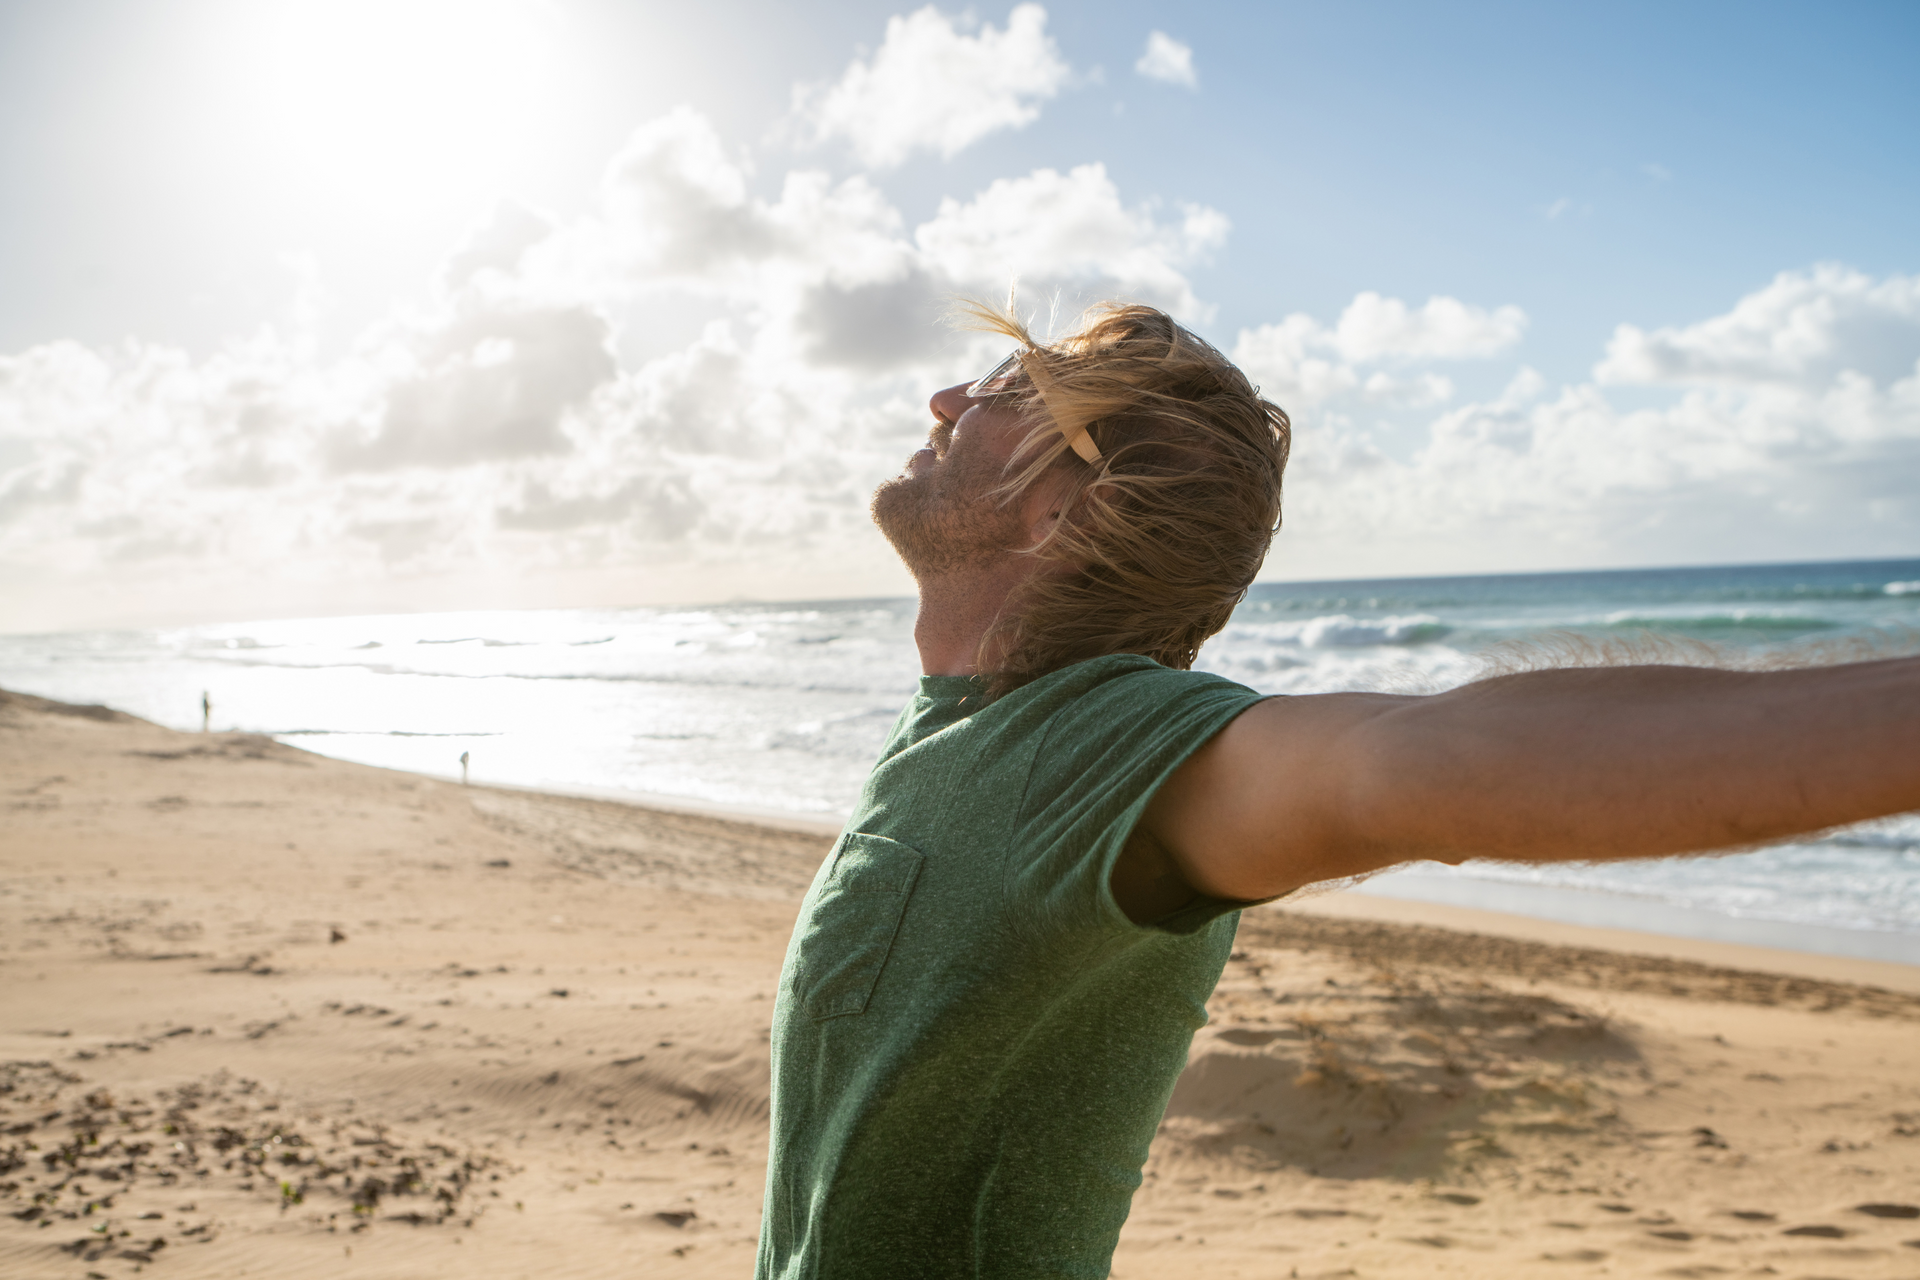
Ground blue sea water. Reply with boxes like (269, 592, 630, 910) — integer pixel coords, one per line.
(2, 557, 1917, 960)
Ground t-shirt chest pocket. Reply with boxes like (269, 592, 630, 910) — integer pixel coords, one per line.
(792, 833, 924, 1021)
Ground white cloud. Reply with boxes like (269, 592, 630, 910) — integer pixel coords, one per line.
(801, 4, 1070, 169)
(1264, 270, 1920, 579)
(0, 102, 1232, 630)
(1233, 315, 1360, 409)
(1231, 291, 1526, 411)
(587, 107, 783, 281)
(12, 235, 1917, 628)
(1331, 292, 1528, 362)
(1134, 31, 1197, 88)
(327, 304, 618, 471)
(1595, 264, 1920, 389)
(8, 254, 1920, 626)
(443, 201, 554, 291)
(915, 163, 1228, 319)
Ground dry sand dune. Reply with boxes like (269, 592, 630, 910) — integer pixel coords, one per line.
(3, 687, 1919, 1278)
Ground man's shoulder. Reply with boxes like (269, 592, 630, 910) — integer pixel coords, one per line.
(1012, 653, 1256, 711)
(975, 656, 1262, 766)
(872, 655, 1255, 780)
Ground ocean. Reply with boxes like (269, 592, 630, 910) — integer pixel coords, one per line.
(4, 557, 1918, 962)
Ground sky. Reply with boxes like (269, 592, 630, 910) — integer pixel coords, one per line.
(2, 0, 1917, 633)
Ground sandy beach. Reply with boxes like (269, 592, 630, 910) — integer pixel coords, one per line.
(4, 687, 1919, 1279)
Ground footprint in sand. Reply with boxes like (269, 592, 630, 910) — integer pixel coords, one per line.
(1856, 1203, 1920, 1219)
(1782, 1224, 1849, 1238)
(1727, 1210, 1776, 1222)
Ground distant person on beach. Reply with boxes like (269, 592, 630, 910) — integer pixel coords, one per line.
(201, 690, 211, 733)
(755, 301, 1920, 1279)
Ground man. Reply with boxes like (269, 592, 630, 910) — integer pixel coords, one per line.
(755, 302, 1920, 1278)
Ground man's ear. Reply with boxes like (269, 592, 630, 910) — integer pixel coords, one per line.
(1019, 467, 1078, 551)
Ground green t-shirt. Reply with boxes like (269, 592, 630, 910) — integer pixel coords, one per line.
(756, 653, 1267, 1279)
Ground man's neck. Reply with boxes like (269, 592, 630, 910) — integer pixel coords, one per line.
(911, 562, 1028, 676)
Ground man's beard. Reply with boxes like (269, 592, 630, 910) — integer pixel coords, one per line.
(871, 435, 1025, 581)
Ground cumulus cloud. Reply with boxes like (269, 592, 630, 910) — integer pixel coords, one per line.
(1232, 291, 1525, 411)
(328, 305, 618, 471)
(800, 4, 1070, 168)
(798, 267, 950, 369)
(1134, 31, 1196, 88)
(1267, 271, 1920, 577)
(914, 164, 1228, 318)
(572, 107, 786, 285)
(1331, 293, 1528, 362)
(0, 96, 1234, 628)
(1595, 264, 1920, 389)
(442, 202, 554, 291)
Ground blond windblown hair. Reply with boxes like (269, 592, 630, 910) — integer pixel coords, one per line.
(957, 298, 1291, 697)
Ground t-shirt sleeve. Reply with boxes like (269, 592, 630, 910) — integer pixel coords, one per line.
(1005, 664, 1268, 942)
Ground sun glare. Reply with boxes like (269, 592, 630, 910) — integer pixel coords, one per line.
(211, 0, 571, 223)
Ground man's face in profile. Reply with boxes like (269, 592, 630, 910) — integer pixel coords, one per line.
(871, 381, 1030, 580)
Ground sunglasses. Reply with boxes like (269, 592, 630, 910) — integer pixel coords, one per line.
(962, 351, 1103, 463)
(964, 351, 1029, 400)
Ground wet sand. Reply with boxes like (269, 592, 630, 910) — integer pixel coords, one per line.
(4, 687, 1918, 1278)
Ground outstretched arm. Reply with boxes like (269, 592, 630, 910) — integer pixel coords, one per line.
(1123, 657, 1920, 912)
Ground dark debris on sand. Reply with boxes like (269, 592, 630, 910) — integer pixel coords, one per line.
(1, 1060, 507, 1271)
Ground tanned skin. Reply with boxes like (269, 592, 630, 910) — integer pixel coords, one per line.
(887, 383, 1920, 925)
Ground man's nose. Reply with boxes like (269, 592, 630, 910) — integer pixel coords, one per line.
(928, 383, 973, 424)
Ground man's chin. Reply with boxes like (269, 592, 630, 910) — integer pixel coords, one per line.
(871, 453, 1018, 579)
(870, 473, 944, 571)
(869, 471, 913, 529)
(871, 469, 921, 510)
